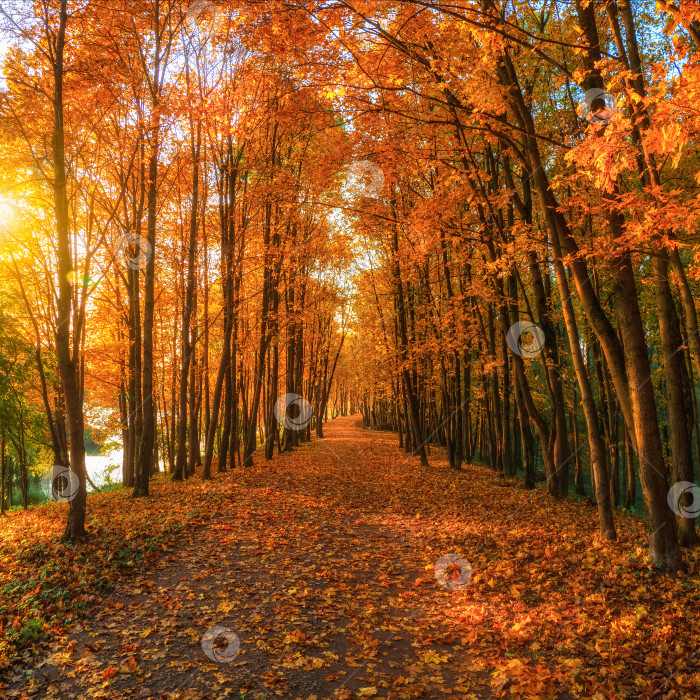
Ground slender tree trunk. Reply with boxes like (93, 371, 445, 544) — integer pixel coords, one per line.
(52, 0, 87, 537)
(133, 138, 158, 498)
(551, 256, 615, 539)
(0, 430, 5, 514)
(174, 124, 201, 481)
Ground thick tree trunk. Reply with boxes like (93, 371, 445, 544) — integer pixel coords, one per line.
(653, 254, 697, 546)
(613, 245, 680, 567)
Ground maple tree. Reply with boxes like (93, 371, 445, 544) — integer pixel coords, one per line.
(1, 0, 700, 696)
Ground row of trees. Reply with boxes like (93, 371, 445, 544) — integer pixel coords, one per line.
(324, 0, 700, 571)
(0, 1, 350, 535)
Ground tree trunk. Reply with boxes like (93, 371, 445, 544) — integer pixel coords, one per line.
(52, 0, 87, 538)
(174, 124, 201, 481)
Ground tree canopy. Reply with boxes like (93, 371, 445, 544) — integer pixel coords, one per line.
(2, 0, 700, 694)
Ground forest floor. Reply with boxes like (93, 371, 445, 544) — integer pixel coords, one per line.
(2, 415, 700, 699)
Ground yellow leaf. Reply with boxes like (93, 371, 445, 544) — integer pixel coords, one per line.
(217, 600, 234, 613)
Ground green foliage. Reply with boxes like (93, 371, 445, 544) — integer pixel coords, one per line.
(18, 617, 44, 643)
(0, 294, 50, 509)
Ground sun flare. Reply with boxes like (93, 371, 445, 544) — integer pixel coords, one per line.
(0, 197, 19, 238)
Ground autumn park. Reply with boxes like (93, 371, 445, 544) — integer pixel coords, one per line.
(2, 0, 700, 697)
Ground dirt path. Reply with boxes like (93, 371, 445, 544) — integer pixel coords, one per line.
(7, 416, 687, 699)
